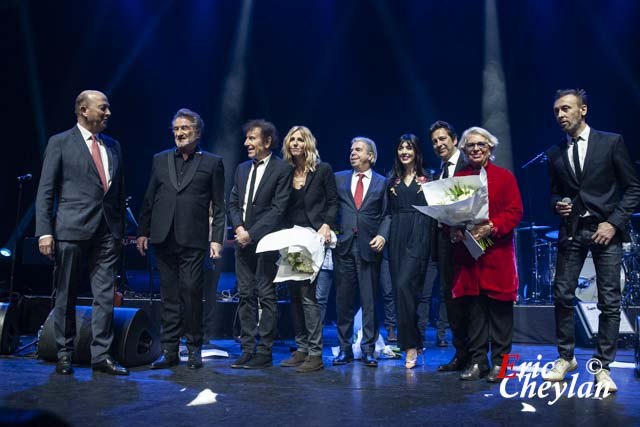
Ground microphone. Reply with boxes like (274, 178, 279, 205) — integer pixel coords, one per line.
(560, 197, 574, 240)
(17, 173, 32, 182)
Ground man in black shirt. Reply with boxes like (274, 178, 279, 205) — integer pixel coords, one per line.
(137, 108, 226, 369)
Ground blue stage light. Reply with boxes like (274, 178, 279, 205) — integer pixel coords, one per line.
(0, 248, 12, 258)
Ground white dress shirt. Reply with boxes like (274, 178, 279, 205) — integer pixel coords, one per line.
(242, 153, 272, 222)
(441, 149, 461, 178)
(78, 123, 111, 186)
(566, 125, 590, 176)
(351, 168, 372, 201)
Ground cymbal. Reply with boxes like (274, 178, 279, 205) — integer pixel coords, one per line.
(515, 225, 551, 231)
(545, 230, 559, 240)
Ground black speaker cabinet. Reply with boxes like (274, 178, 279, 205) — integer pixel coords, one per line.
(38, 306, 160, 367)
(0, 302, 20, 354)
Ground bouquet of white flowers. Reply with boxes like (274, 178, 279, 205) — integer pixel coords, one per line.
(256, 226, 337, 282)
(414, 167, 491, 259)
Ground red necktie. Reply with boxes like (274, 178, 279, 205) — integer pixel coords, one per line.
(354, 173, 365, 210)
(91, 135, 109, 193)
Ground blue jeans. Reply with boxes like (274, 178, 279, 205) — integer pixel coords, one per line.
(316, 269, 333, 325)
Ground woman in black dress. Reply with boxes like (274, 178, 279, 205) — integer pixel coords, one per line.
(280, 125, 338, 373)
(387, 134, 433, 368)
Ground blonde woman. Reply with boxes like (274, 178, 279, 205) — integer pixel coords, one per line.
(280, 126, 338, 373)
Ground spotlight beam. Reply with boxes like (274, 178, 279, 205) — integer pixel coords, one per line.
(482, 0, 513, 172)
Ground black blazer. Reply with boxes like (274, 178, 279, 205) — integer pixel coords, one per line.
(334, 169, 391, 263)
(36, 126, 125, 240)
(431, 153, 468, 263)
(286, 162, 338, 230)
(228, 155, 292, 243)
(546, 128, 640, 242)
(137, 148, 226, 249)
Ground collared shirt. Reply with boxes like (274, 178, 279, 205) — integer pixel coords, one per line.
(440, 149, 461, 179)
(242, 153, 272, 222)
(173, 146, 201, 187)
(77, 123, 111, 187)
(566, 124, 590, 176)
(351, 168, 372, 200)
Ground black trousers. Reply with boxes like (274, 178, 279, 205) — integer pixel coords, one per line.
(463, 295, 514, 368)
(288, 278, 323, 356)
(553, 221, 622, 369)
(391, 253, 427, 351)
(437, 231, 469, 358)
(154, 232, 206, 354)
(334, 239, 380, 355)
(54, 220, 119, 364)
(417, 258, 447, 341)
(235, 245, 279, 356)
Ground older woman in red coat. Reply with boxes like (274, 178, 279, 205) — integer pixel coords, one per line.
(449, 126, 523, 382)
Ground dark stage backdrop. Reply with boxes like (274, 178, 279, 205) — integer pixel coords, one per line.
(3, 0, 640, 285)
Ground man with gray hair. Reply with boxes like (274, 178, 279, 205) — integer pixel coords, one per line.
(137, 108, 226, 370)
(332, 137, 390, 367)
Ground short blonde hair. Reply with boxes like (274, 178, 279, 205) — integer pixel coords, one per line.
(282, 126, 321, 173)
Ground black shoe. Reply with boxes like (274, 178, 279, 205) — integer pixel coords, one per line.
(460, 363, 489, 381)
(362, 354, 378, 367)
(244, 353, 272, 369)
(438, 354, 468, 372)
(487, 365, 503, 383)
(332, 351, 354, 366)
(187, 350, 203, 370)
(92, 356, 129, 376)
(55, 356, 74, 375)
(437, 339, 448, 348)
(231, 352, 253, 369)
(150, 350, 179, 369)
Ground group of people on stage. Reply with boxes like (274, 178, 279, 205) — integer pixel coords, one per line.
(36, 88, 639, 394)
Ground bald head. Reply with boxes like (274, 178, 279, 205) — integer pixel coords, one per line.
(75, 90, 111, 134)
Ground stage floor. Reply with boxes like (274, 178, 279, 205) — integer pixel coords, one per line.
(1, 327, 639, 427)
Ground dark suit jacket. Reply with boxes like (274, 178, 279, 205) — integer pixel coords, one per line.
(286, 162, 338, 230)
(334, 169, 391, 263)
(431, 153, 468, 263)
(546, 128, 640, 242)
(228, 155, 292, 243)
(137, 148, 226, 249)
(36, 126, 125, 240)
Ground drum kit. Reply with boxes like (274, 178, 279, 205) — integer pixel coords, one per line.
(517, 217, 640, 306)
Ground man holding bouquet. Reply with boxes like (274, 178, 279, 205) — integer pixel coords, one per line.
(429, 120, 470, 372)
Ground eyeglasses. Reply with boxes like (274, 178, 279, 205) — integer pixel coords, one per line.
(465, 141, 489, 150)
(172, 125, 194, 133)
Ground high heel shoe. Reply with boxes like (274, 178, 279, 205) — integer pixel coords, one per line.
(405, 348, 424, 369)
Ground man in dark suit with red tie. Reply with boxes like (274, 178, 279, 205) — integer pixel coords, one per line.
(332, 137, 390, 367)
(543, 89, 640, 392)
(36, 90, 128, 375)
(429, 120, 470, 372)
(227, 119, 291, 369)
(136, 108, 226, 370)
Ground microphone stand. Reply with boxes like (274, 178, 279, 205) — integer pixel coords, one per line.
(520, 152, 548, 304)
(8, 176, 30, 299)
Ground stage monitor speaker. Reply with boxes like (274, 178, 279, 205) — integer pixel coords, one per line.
(0, 302, 20, 354)
(37, 306, 160, 367)
(576, 302, 636, 347)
